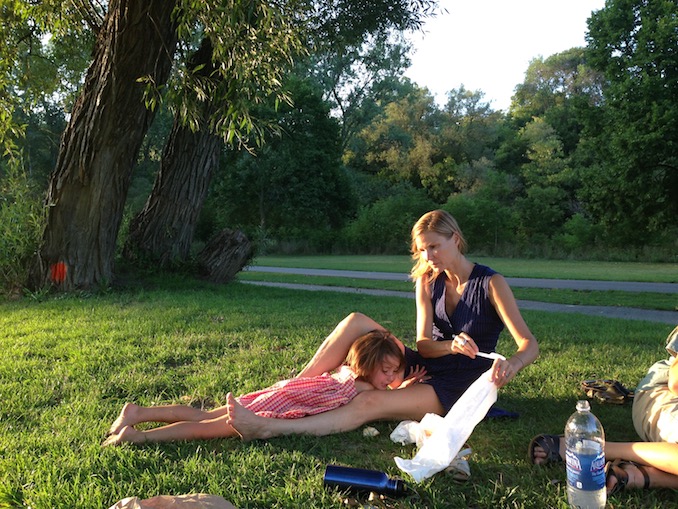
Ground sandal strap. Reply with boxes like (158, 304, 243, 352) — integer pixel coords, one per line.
(635, 463, 651, 490)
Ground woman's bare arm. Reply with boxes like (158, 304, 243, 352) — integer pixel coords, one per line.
(414, 277, 456, 358)
(487, 274, 539, 387)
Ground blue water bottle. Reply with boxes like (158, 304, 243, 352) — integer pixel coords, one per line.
(323, 465, 406, 497)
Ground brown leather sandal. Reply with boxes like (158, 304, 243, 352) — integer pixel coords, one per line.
(528, 434, 563, 465)
(581, 379, 634, 405)
(605, 459, 651, 495)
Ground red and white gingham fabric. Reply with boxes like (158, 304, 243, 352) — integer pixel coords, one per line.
(236, 365, 359, 419)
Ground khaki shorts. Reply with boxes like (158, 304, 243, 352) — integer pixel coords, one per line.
(632, 385, 678, 443)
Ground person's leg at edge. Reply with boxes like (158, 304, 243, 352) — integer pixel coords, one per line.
(532, 440, 678, 488)
(226, 384, 444, 441)
(108, 402, 230, 436)
(103, 414, 238, 446)
(296, 312, 387, 378)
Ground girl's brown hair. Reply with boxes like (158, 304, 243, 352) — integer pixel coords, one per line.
(345, 330, 404, 380)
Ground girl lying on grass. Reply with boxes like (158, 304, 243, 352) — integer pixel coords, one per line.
(103, 330, 426, 446)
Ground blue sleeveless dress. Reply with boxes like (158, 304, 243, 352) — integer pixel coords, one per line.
(404, 264, 505, 412)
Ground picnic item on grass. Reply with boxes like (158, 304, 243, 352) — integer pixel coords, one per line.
(443, 444, 472, 481)
(323, 465, 407, 497)
(108, 494, 237, 509)
(392, 367, 497, 482)
(581, 379, 634, 405)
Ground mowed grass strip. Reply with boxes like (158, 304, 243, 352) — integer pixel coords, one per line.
(237, 271, 678, 311)
(0, 276, 676, 508)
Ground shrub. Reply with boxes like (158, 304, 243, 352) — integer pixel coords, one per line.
(339, 189, 436, 254)
(444, 193, 514, 254)
(0, 164, 44, 295)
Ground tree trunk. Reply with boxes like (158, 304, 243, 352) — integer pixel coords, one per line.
(124, 119, 222, 266)
(28, 0, 178, 290)
(197, 229, 253, 283)
(124, 37, 222, 267)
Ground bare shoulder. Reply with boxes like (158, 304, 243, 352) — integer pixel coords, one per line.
(488, 272, 519, 309)
(488, 272, 512, 295)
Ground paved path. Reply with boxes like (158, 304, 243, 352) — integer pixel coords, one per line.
(244, 267, 678, 325)
(247, 266, 678, 293)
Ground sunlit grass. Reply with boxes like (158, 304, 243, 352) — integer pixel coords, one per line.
(0, 277, 676, 508)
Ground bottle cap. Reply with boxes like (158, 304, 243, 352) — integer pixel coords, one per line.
(576, 400, 590, 412)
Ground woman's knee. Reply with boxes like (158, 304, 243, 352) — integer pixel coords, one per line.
(344, 312, 384, 333)
(345, 311, 370, 325)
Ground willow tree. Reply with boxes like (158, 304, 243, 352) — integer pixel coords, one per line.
(18, 0, 304, 290)
(123, 0, 438, 268)
(2, 0, 437, 289)
(22, 0, 177, 290)
(123, 0, 303, 267)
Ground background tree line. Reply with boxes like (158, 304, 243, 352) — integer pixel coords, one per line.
(0, 0, 676, 294)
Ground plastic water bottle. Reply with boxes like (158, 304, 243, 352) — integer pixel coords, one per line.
(565, 400, 606, 509)
(323, 465, 406, 496)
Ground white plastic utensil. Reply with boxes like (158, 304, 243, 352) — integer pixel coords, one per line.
(476, 351, 506, 361)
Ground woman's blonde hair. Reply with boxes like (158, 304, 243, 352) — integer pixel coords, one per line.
(409, 209, 467, 282)
(345, 330, 404, 380)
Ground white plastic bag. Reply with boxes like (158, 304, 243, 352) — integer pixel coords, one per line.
(390, 413, 444, 448)
(393, 367, 497, 482)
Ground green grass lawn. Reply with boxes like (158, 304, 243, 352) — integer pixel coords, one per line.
(1, 275, 677, 508)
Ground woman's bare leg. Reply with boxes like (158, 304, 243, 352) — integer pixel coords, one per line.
(226, 384, 444, 440)
(297, 312, 387, 378)
(103, 414, 238, 446)
(108, 402, 230, 435)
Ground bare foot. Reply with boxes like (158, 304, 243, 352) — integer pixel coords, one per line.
(108, 402, 141, 436)
(532, 444, 565, 465)
(226, 392, 272, 441)
(102, 425, 146, 447)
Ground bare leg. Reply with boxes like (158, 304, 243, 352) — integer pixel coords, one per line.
(296, 312, 388, 378)
(103, 414, 239, 446)
(532, 439, 678, 482)
(606, 461, 678, 491)
(606, 441, 678, 477)
(108, 402, 229, 435)
(227, 384, 444, 440)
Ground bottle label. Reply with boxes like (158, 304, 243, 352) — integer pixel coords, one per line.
(566, 445, 605, 491)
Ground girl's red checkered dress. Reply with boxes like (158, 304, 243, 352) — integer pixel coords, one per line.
(236, 365, 359, 419)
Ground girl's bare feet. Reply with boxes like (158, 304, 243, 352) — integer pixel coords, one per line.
(226, 392, 271, 441)
(108, 402, 141, 436)
(102, 425, 146, 447)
